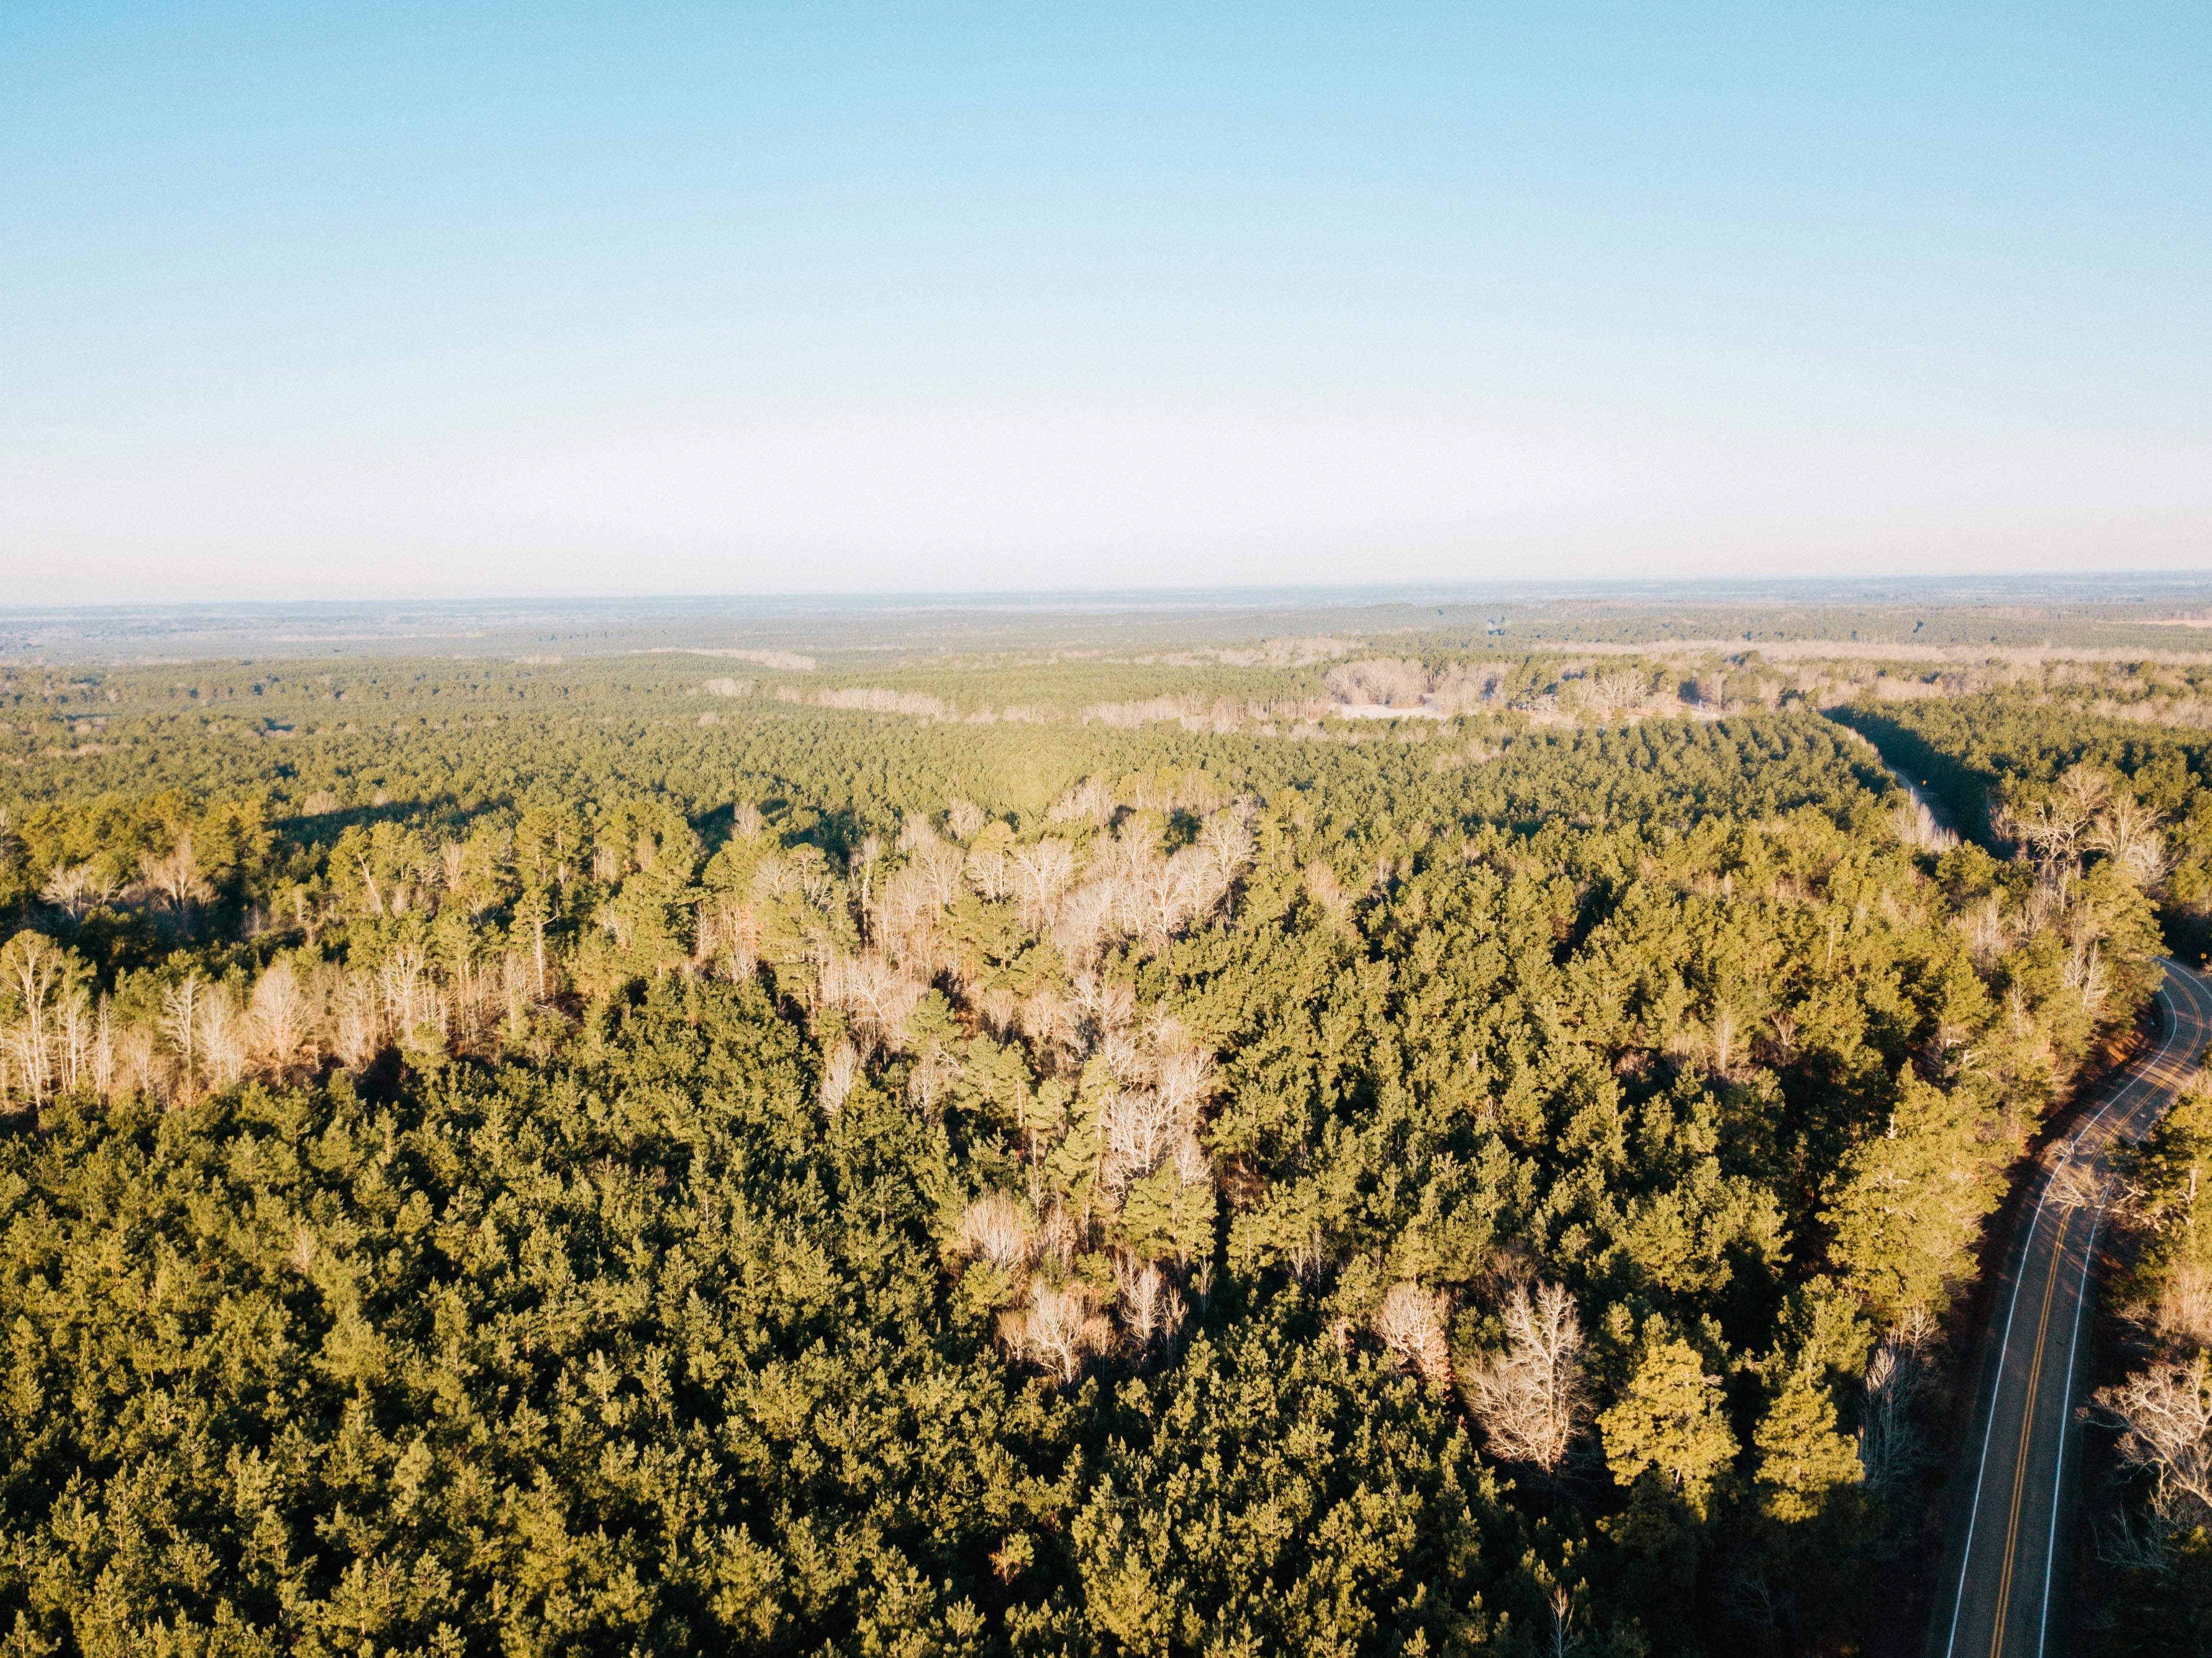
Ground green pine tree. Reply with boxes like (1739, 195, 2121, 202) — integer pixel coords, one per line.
(1599, 1330, 1739, 1520)
(1752, 1362, 1863, 1524)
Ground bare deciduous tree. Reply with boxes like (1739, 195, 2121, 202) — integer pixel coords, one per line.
(1374, 1281, 1454, 1387)
(138, 837, 214, 913)
(1580, 667, 1648, 719)
(1303, 859, 1346, 914)
(999, 1281, 1113, 1384)
(2095, 1356, 2212, 1526)
(1115, 1254, 1186, 1353)
(945, 798, 987, 841)
(1429, 663, 1507, 716)
(1100, 1088, 1179, 1195)
(958, 1191, 1037, 1277)
(40, 863, 119, 920)
(817, 1040, 862, 1118)
(1010, 838, 1077, 932)
(1890, 796, 1958, 853)
(2086, 793, 2167, 889)
(379, 945, 440, 1044)
(197, 989, 248, 1090)
(965, 843, 1012, 902)
(1324, 658, 1431, 709)
(907, 1040, 963, 1113)
(1858, 1307, 1938, 1500)
(247, 961, 317, 1074)
(159, 973, 202, 1094)
(1047, 777, 1115, 825)
(1544, 1585, 1580, 1658)
(1956, 893, 2010, 970)
(817, 949, 927, 1056)
(1463, 1280, 1591, 1472)
(2154, 1260, 2212, 1351)
(0, 932, 101, 1107)
(1153, 1046, 1216, 1120)
(694, 892, 762, 982)
(328, 967, 384, 1073)
(1017, 984, 1072, 1054)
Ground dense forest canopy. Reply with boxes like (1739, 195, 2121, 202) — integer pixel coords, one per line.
(1839, 698, 2212, 947)
(0, 619, 2201, 1656)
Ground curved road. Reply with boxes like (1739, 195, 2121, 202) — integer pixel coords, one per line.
(1934, 956, 2212, 1658)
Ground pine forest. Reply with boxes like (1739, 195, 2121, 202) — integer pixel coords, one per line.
(2, 596, 2210, 1657)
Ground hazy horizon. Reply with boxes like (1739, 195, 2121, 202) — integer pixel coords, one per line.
(12, 569, 2212, 668)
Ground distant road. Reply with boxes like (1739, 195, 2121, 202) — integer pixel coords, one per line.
(1932, 958, 2212, 1658)
(1826, 714, 1967, 841)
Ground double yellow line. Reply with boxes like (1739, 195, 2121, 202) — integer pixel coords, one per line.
(1941, 962, 2208, 1658)
(1984, 1203, 2073, 1656)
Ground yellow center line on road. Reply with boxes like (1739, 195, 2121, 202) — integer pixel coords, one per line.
(1940, 963, 2207, 1658)
(1988, 1202, 2074, 1658)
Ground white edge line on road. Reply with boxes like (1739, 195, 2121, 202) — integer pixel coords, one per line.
(2037, 1192, 2106, 1658)
(1944, 1159, 2061, 1657)
(2028, 961, 2200, 1658)
(1942, 969, 2183, 1658)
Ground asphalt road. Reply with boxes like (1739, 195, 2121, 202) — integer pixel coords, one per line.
(1933, 957, 2212, 1658)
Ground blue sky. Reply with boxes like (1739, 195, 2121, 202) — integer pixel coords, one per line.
(3, 4, 2207, 602)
